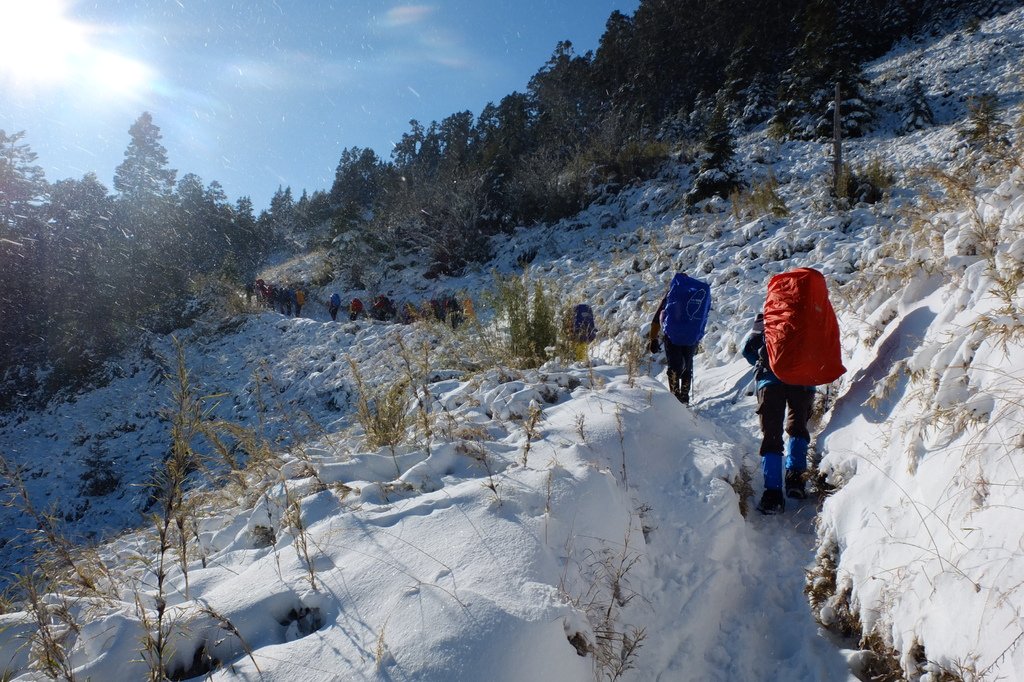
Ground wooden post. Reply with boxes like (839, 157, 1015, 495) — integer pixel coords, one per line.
(833, 82, 843, 195)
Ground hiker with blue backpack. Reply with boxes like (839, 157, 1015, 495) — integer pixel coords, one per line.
(569, 304, 597, 361)
(328, 292, 341, 321)
(742, 268, 846, 515)
(648, 273, 711, 404)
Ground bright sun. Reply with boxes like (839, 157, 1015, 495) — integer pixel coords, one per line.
(0, 0, 153, 99)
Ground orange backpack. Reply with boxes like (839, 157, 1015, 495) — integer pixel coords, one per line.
(763, 268, 846, 386)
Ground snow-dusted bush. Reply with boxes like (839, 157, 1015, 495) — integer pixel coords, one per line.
(731, 173, 789, 218)
(488, 272, 560, 368)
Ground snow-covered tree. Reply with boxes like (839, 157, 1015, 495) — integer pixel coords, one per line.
(686, 102, 741, 205)
(0, 129, 47, 232)
(776, 0, 876, 140)
(0, 130, 48, 374)
(902, 77, 935, 132)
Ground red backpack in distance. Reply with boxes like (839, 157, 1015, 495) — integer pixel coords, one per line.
(763, 268, 846, 386)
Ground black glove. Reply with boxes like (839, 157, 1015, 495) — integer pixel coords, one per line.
(649, 338, 661, 354)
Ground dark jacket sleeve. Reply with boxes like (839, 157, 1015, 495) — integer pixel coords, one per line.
(649, 296, 666, 343)
(741, 331, 763, 367)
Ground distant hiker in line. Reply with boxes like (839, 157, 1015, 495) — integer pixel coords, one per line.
(438, 295, 464, 328)
(271, 286, 281, 314)
(244, 281, 254, 303)
(328, 292, 341, 321)
(568, 303, 598, 361)
(742, 268, 846, 515)
(398, 301, 419, 324)
(371, 294, 395, 321)
(282, 287, 294, 316)
(649, 273, 712, 404)
(349, 297, 364, 321)
(294, 287, 305, 317)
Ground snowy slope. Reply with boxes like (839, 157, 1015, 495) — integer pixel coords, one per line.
(2, 7, 1024, 681)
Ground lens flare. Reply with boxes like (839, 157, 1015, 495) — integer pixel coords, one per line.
(0, 0, 155, 102)
(0, 0, 88, 85)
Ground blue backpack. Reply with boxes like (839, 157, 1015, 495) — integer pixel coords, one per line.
(329, 293, 341, 307)
(572, 304, 597, 342)
(661, 274, 711, 346)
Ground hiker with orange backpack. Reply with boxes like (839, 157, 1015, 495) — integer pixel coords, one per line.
(742, 268, 846, 515)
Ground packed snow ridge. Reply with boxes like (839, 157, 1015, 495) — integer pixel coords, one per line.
(2, 8, 1024, 681)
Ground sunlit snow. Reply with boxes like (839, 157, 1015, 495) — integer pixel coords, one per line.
(2, 7, 1024, 682)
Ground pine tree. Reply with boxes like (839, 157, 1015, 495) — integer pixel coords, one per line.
(173, 173, 232, 275)
(109, 113, 184, 334)
(476, 92, 533, 230)
(268, 185, 296, 242)
(964, 92, 1009, 152)
(330, 147, 384, 219)
(0, 130, 47, 231)
(527, 41, 595, 153)
(0, 130, 49, 374)
(902, 77, 935, 132)
(812, 75, 873, 140)
(42, 174, 118, 381)
(778, 0, 875, 140)
(231, 195, 270, 277)
(686, 103, 740, 205)
(738, 74, 776, 126)
(113, 112, 176, 201)
(591, 10, 636, 104)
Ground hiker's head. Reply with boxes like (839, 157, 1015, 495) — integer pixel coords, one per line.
(753, 312, 764, 333)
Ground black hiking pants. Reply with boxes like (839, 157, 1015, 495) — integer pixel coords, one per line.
(756, 383, 813, 456)
(664, 339, 696, 403)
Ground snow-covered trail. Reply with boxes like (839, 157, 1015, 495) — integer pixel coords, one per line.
(623, 362, 853, 681)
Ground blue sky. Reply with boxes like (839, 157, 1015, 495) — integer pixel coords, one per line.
(0, 0, 640, 211)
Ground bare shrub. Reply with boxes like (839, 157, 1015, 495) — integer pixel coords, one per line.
(729, 465, 754, 518)
(395, 339, 436, 455)
(521, 403, 544, 467)
(834, 157, 894, 205)
(805, 536, 862, 639)
(731, 172, 788, 218)
(561, 519, 647, 681)
(963, 93, 1009, 154)
(21, 575, 78, 681)
(284, 484, 318, 591)
(0, 456, 110, 596)
(348, 358, 409, 457)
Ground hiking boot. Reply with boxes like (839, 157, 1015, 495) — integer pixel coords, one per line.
(757, 489, 786, 515)
(679, 377, 692, 404)
(785, 470, 807, 500)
